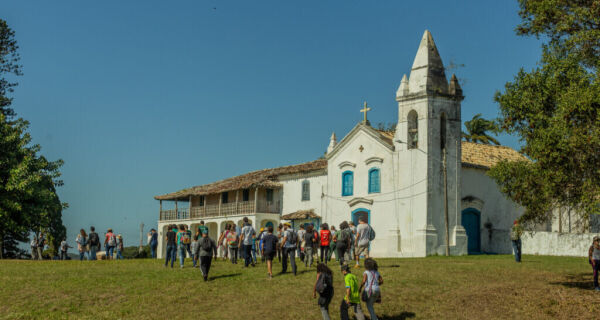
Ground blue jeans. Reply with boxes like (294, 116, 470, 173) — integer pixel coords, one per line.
(150, 244, 157, 258)
(79, 251, 87, 261)
(116, 250, 123, 260)
(178, 245, 187, 266)
(90, 246, 97, 260)
(282, 247, 297, 274)
(106, 246, 114, 259)
(165, 244, 176, 267)
(242, 244, 253, 266)
(512, 239, 521, 262)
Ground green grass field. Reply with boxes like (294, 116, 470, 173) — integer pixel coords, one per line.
(1, 255, 598, 319)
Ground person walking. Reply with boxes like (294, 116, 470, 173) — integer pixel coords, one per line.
(116, 235, 124, 260)
(198, 220, 208, 236)
(176, 224, 190, 268)
(258, 227, 266, 262)
(335, 222, 352, 267)
(227, 225, 239, 264)
(165, 224, 177, 268)
(297, 224, 306, 262)
(328, 226, 338, 262)
(320, 224, 331, 264)
(281, 222, 298, 275)
(191, 233, 200, 268)
(355, 217, 374, 268)
(76, 229, 88, 261)
(360, 258, 383, 320)
(240, 217, 256, 267)
(195, 228, 218, 281)
(510, 220, 523, 263)
(30, 235, 38, 260)
(590, 236, 600, 291)
(60, 238, 71, 260)
(37, 232, 45, 260)
(277, 224, 284, 262)
(349, 222, 357, 264)
(149, 229, 158, 259)
(184, 225, 193, 260)
(88, 227, 100, 260)
(339, 264, 365, 320)
(261, 226, 278, 279)
(104, 228, 117, 260)
(218, 224, 230, 261)
(304, 224, 316, 268)
(313, 263, 334, 320)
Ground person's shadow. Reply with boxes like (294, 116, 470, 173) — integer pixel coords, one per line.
(380, 312, 416, 320)
(549, 272, 594, 290)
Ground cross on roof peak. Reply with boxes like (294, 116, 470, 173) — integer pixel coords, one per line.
(360, 101, 371, 124)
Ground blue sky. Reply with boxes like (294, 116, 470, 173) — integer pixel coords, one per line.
(2, 0, 541, 247)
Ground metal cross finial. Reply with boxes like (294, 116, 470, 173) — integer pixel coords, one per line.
(360, 101, 371, 124)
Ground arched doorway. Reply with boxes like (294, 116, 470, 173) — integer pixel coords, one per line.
(351, 208, 370, 226)
(462, 208, 481, 254)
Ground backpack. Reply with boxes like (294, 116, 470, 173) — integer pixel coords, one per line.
(89, 233, 99, 246)
(228, 233, 238, 247)
(368, 226, 376, 241)
(182, 231, 191, 244)
(316, 273, 333, 297)
(287, 230, 298, 245)
(201, 238, 212, 251)
(108, 234, 116, 246)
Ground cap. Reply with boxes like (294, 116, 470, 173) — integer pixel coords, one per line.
(284, 222, 291, 227)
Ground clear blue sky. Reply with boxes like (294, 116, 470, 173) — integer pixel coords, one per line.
(2, 0, 541, 247)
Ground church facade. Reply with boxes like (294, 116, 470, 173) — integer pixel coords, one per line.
(154, 31, 527, 258)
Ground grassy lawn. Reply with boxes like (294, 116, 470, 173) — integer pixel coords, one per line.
(1, 254, 598, 319)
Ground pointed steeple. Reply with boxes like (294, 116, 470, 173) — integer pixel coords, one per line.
(327, 132, 337, 154)
(448, 74, 463, 98)
(407, 30, 448, 95)
(396, 74, 409, 98)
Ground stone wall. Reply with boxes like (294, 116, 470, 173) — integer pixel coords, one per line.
(521, 231, 599, 257)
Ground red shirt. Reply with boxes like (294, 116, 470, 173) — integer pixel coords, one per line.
(105, 232, 115, 244)
(320, 230, 331, 247)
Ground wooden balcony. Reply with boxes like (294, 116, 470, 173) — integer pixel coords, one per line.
(159, 200, 281, 222)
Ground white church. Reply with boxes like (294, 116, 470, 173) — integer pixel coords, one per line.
(154, 30, 530, 259)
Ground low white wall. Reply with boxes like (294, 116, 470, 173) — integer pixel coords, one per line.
(522, 231, 599, 257)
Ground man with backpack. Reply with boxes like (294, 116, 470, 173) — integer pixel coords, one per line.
(281, 222, 298, 275)
(355, 217, 375, 268)
(176, 224, 191, 268)
(88, 226, 100, 260)
(104, 228, 117, 260)
(184, 225, 193, 264)
(194, 229, 218, 281)
(335, 221, 352, 267)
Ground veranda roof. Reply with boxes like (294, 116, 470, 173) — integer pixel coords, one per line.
(154, 159, 327, 201)
(281, 209, 321, 220)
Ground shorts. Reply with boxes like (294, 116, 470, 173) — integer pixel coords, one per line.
(355, 244, 369, 257)
(264, 251, 276, 261)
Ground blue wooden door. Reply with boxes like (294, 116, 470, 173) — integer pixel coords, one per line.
(352, 209, 370, 226)
(461, 208, 481, 254)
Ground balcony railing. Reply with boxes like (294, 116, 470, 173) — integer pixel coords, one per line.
(159, 200, 281, 221)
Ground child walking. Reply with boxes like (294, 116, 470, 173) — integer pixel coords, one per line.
(360, 258, 383, 320)
(340, 264, 365, 320)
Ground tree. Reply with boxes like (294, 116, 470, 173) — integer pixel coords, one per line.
(489, 1, 600, 225)
(0, 19, 66, 258)
(462, 114, 500, 145)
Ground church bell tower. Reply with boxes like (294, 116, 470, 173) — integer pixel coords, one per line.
(393, 30, 467, 256)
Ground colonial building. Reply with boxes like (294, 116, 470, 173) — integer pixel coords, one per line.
(154, 30, 528, 258)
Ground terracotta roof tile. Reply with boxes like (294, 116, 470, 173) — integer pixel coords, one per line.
(461, 141, 528, 169)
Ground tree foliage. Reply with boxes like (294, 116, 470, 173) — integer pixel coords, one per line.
(489, 0, 600, 225)
(0, 19, 66, 258)
(462, 114, 500, 145)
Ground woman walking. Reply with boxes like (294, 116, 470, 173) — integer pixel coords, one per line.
(360, 258, 383, 320)
(195, 229, 218, 281)
(116, 235, 124, 260)
(313, 263, 334, 320)
(590, 236, 600, 291)
(76, 229, 88, 261)
(320, 223, 331, 264)
(227, 225, 239, 264)
(218, 225, 229, 261)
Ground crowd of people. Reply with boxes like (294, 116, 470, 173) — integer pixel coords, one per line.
(161, 216, 380, 319)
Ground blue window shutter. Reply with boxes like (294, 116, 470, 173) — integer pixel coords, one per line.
(369, 169, 380, 193)
(342, 171, 353, 196)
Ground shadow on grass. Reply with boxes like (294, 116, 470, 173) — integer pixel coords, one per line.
(209, 273, 242, 280)
(380, 311, 416, 320)
(549, 272, 594, 290)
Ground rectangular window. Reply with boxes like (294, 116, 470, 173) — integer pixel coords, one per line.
(243, 189, 249, 202)
(369, 169, 381, 194)
(221, 192, 228, 204)
(342, 172, 354, 196)
(266, 188, 273, 202)
(301, 181, 310, 201)
(199, 196, 205, 206)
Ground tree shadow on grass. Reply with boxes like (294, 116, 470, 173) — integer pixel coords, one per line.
(209, 273, 242, 280)
(549, 272, 595, 290)
(380, 311, 416, 320)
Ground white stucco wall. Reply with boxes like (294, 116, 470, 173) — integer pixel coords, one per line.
(522, 231, 599, 257)
(461, 167, 524, 254)
(279, 171, 327, 217)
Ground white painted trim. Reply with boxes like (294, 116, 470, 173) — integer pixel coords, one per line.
(461, 196, 484, 212)
(338, 161, 357, 169)
(365, 156, 384, 165)
(347, 197, 374, 207)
